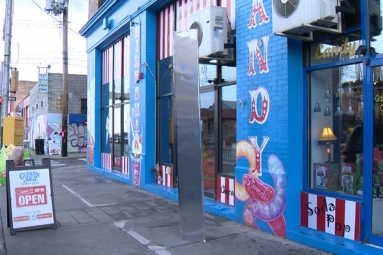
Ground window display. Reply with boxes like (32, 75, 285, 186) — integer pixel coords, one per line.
(309, 64, 364, 196)
(101, 36, 131, 171)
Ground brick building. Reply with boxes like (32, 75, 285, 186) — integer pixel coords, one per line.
(18, 73, 87, 154)
(10, 80, 36, 115)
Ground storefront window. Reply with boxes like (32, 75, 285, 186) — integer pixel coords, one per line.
(372, 65, 383, 235)
(113, 106, 122, 168)
(308, 35, 362, 66)
(201, 91, 215, 194)
(101, 36, 131, 170)
(370, 0, 383, 55)
(220, 85, 236, 176)
(123, 104, 130, 157)
(102, 107, 113, 153)
(157, 57, 174, 165)
(200, 64, 216, 86)
(309, 64, 364, 196)
(199, 64, 236, 86)
(222, 66, 236, 83)
(158, 97, 173, 164)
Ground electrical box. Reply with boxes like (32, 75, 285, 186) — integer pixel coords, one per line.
(45, 0, 53, 10)
(10, 70, 18, 93)
(3, 117, 24, 146)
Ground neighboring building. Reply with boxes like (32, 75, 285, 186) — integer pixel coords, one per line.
(80, 0, 383, 254)
(17, 73, 87, 154)
(10, 80, 36, 116)
(88, 0, 107, 19)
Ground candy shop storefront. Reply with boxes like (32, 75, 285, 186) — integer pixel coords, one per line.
(80, 0, 383, 253)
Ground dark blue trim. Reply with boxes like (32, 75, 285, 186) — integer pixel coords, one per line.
(87, 164, 133, 185)
(80, 0, 173, 37)
(302, 49, 308, 193)
(363, 57, 383, 245)
(79, 0, 127, 37)
(304, 57, 363, 72)
(301, 187, 364, 203)
(288, 227, 383, 255)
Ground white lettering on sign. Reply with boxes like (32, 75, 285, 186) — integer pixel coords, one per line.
(18, 194, 45, 206)
(38, 74, 48, 84)
(15, 185, 47, 207)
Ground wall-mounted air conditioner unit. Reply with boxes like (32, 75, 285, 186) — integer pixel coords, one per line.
(188, 6, 228, 58)
(272, 0, 340, 40)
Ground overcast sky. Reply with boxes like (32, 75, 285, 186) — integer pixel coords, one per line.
(0, 0, 88, 81)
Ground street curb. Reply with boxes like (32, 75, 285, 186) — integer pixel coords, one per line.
(46, 156, 86, 160)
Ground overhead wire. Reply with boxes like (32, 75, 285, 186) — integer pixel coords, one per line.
(30, 0, 82, 36)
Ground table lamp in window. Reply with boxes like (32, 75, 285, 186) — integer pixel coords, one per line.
(319, 127, 337, 162)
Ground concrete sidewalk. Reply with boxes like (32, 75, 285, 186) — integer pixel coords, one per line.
(0, 164, 331, 255)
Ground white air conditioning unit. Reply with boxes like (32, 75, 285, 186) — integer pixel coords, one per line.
(188, 6, 228, 58)
(272, 0, 340, 40)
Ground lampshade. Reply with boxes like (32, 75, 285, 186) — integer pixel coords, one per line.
(319, 127, 337, 142)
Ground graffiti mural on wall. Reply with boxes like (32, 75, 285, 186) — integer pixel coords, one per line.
(235, 0, 287, 238)
(31, 114, 48, 149)
(47, 114, 62, 139)
(68, 114, 87, 153)
(30, 114, 87, 153)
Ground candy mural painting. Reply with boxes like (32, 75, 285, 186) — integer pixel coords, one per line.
(235, 0, 287, 238)
(236, 147, 287, 237)
(130, 24, 143, 188)
(235, 88, 287, 237)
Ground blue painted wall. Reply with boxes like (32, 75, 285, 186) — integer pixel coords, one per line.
(80, 0, 383, 254)
(129, 10, 157, 188)
(234, 0, 291, 237)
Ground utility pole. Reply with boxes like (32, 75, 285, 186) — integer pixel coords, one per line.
(61, 2, 68, 157)
(0, 0, 14, 146)
(45, 0, 68, 157)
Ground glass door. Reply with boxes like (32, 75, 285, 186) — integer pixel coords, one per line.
(365, 58, 383, 246)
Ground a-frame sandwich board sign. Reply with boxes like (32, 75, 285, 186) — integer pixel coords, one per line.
(6, 158, 57, 235)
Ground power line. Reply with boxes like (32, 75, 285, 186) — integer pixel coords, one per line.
(19, 57, 87, 62)
(19, 52, 87, 56)
(30, 0, 82, 36)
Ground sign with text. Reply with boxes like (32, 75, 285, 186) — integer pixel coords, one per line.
(6, 159, 56, 234)
(300, 192, 360, 241)
(38, 74, 48, 92)
(8, 97, 16, 101)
